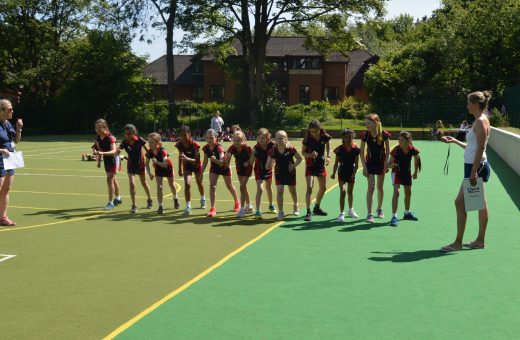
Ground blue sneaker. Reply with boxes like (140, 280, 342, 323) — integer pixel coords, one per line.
(268, 203, 277, 213)
(104, 202, 115, 210)
(254, 211, 262, 220)
(200, 198, 207, 209)
(113, 197, 122, 206)
(403, 212, 418, 221)
(390, 216, 398, 227)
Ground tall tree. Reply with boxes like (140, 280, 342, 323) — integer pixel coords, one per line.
(182, 0, 384, 125)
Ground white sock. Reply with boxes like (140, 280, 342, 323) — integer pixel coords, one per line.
(348, 208, 353, 211)
(405, 210, 410, 214)
(340, 211, 345, 215)
(115, 196, 121, 200)
(201, 195, 206, 200)
(392, 213, 397, 218)
(186, 201, 191, 208)
(174, 194, 178, 199)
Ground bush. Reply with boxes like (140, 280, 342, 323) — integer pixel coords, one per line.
(337, 96, 373, 120)
(489, 108, 509, 127)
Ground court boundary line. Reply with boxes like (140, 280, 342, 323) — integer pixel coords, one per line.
(103, 182, 339, 339)
(0, 213, 104, 233)
(0, 254, 16, 263)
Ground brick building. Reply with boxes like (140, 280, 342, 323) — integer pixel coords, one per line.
(144, 37, 378, 105)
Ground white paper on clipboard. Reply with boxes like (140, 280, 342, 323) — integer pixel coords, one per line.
(2, 151, 24, 170)
(462, 178, 485, 212)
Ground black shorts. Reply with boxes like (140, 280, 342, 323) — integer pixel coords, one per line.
(365, 161, 385, 175)
(392, 172, 412, 186)
(464, 162, 490, 182)
(338, 170, 355, 184)
(275, 172, 296, 186)
(104, 156, 119, 174)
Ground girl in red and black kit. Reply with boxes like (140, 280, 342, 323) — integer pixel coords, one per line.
(250, 128, 276, 219)
(266, 130, 303, 221)
(225, 130, 254, 218)
(201, 129, 239, 218)
(145, 133, 180, 214)
(93, 119, 122, 210)
(331, 129, 360, 222)
(360, 113, 391, 223)
(176, 126, 206, 216)
(387, 131, 421, 227)
(118, 124, 153, 213)
(302, 119, 331, 221)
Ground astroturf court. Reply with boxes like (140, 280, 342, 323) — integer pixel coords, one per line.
(1, 137, 519, 339)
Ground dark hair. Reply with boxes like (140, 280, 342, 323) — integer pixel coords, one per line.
(123, 124, 137, 134)
(341, 128, 355, 139)
(179, 125, 191, 135)
(307, 119, 326, 139)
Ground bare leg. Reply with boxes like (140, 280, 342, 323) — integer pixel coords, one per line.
(376, 174, 385, 211)
(223, 175, 239, 203)
(444, 186, 465, 250)
(305, 176, 313, 210)
(0, 176, 14, 218)
(404, 185, 412, 211)
(474, 184, 488, 246)
(238, 176, 249, 207)
(366, 174, 375, 215)
(184, 174, 192, 203)
(339, 181, 346, 213)
(266, 178, 273, 205)
(347, 182, 354, 209)
(255, 179, 264, 211)
(167, 177, 177, 197)
(128, 174, 136, 206)
(114, 175, 120, 197)
(195, 171, 204, 196)
(392, 184, 400, 214)
(288, 185, 298, 211)
(209, 173, 219, 209)
(277, 185, 284, 213)
(106, 172, 115, 201)
(139, 173, 152, 200)
(156, 176, 164, 206)
(315, 176, 326, 205)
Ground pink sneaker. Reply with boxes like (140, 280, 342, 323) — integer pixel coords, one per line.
(207, 208, 216, 217)
(0, 216, 16, 226)
(233, 201, 241, 212)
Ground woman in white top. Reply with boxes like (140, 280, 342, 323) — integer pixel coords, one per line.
(440, 91, 491, 252)
(210, 111, 225, 140)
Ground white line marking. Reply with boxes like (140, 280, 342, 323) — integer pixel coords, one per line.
(0, 254, 16, 263)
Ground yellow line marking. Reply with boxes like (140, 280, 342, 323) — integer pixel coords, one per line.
(25, 167, 103, 173)
(0, 213, 104, 233)
(103, 181, 339, 339)
(103, 220, 285, 339)
(10, 205, 62, 211)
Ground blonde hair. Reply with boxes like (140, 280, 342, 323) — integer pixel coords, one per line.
(148, 132, 162, 144)
(206, 129, 218, 138)
(275, 130, 289, 145)
(366, 113, 383, 144)
(233, 130, 246, 142)
(257, 128, 271, 140)
(468, 91, 492, 110)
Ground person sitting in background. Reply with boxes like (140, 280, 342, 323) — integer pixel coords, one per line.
(431, 120, 444, 141)
(246, 127, 254, 141)
(456, 120, 469, 142)
(222, 127, 231, 142)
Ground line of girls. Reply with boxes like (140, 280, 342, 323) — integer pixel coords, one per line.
(92, 114, 421, 226)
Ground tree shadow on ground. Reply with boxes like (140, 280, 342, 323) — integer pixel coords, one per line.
(487, 147, 520, 211)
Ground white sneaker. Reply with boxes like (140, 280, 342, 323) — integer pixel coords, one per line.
(293, 206, 300, 216)
(347, 209, 359, 218)
(277, 211, 284, 220)
(337, 213, 345, 222)
(245, 204, 254, 214)
(183, 207, 192, 216)
(236, 208, 246, 218)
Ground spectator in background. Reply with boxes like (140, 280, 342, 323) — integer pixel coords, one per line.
(456, 120, 469, 142)
(222, 127, 231, 142)
(431, 120, 444, 141)
(210, 111, 225, 140)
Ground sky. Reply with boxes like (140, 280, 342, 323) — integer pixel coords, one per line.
(131, 0, 442, 62)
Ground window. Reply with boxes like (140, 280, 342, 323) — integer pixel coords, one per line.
(193, 61, 203, 74)
(299, 86, 310, 105)
(210, 85, 224, 99)
(192, 86, 204, 101)
(292, 58, 321, 69)
(324, 87, 339, 101)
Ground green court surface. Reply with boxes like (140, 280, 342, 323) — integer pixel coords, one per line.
(1, 137, 519, 339)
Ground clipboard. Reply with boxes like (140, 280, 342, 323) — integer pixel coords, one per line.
(462, 178, 485, 212)
(2, 151, 25, 170)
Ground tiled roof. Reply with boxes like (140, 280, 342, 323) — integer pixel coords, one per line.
(346, 50, 379, 89)
(144, 55, 203, 86)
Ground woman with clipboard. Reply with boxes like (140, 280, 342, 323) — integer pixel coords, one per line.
(440, 91, 491, 253)
(0, 99, 23, 226)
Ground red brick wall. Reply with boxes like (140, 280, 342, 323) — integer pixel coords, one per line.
(288, 71, 323, 105)
(176, 86, 192, 101)
(354, 88, 369, 102)
(204, 62, 226, 102)
(323, 63, 347, 103)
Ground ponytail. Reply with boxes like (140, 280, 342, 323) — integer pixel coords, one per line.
(377, 122, 383, 144)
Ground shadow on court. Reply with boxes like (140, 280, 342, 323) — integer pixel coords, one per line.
(487, 148, 520, 211)
(368, 250, 454, 263)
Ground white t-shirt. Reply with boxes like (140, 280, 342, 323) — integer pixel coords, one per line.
(211, 116, 224, 133)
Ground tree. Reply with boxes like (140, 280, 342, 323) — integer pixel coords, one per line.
(182, 0, 384, 125)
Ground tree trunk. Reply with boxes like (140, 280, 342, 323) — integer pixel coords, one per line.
(166, 4, 179, 128)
